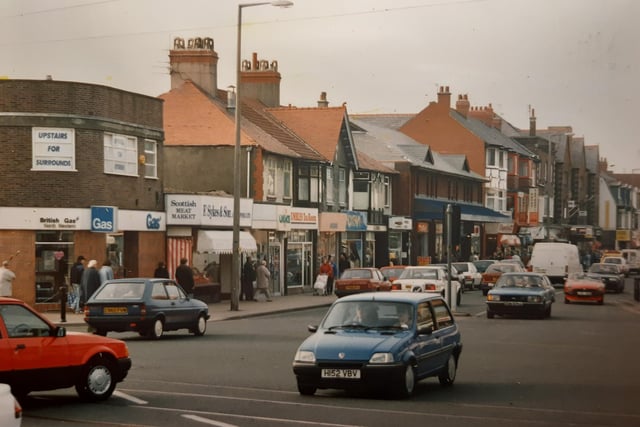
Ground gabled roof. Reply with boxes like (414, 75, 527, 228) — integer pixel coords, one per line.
(450, 110, 536, 158)
(159, 81, 300, 157)
(267, 106, 347, 162)
(349, 116, 485, 181)
(356, 150, 397, 174)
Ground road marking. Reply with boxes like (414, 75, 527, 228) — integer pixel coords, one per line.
(182, 414, 238, 427)
(113, 390, 148, 405)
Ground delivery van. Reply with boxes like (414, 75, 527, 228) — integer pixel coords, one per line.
(530, 242, 582, 284)
(621, 249, 640, 274)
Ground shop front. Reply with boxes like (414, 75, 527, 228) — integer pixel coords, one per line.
(0, 206, 166, 310)
(165, 194, 256, 300)
(319, 210, 369, 276)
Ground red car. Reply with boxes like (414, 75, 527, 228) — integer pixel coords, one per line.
(334, 268, 392, 298)
(564, 272, 605, 305)
(0, 297, 131, 401)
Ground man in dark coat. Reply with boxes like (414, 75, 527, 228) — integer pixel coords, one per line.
(241, 257, 256, 301)
(79, 259, 101, 308)
(175, 257, 195, 296)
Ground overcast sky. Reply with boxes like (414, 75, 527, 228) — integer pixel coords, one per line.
(2, 0, 638, 172)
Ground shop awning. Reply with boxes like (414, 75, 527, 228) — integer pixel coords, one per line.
(413, 198, 511, 223)
(196, 230, 257, 254)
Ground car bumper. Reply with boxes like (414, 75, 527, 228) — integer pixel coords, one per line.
(293, 361, 405, 391)
(85, 316, 156, 333)
(116, 357, 132, 382)
(486, 302, 547, 316)
(564, 292, 603, 303)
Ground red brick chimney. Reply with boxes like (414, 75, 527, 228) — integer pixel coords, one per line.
(240, 52, 282, 107)
(529, 108, 536, 136)
(169, 36, 218, 98)
(455, 94, 470, 117)
(468, 104, 494, 127)
(437, 86, 451, 110)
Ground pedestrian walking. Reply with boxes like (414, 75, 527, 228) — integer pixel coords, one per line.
(154, 261, 170, 278)
(70, 256, 85, 313)
(99, 259, 114, 284)
(319, 256, 334, 295)
(79, 259, 101, 308)
(0, 260, 16, 297)
(254, 259, 272, 302)
(339, 252, 350, 276)
(241, 256, 256, 301)
(175, 257, 195, 297)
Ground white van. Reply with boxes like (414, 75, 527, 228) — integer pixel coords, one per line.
(621, 249, 640, 274)
(530, 242, 582, 284)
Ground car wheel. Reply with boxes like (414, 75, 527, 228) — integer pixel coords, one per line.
(482, 289, 488, 296)
(147, 318, 164, 340)
(75, 356, 116, 401)
(545, 305, 552, 318)
(94, 329, 107, 336)
(438, 354, 457, 386)
(564, 297, 570, 304)
(296, 380, 316, 396)
(486, 309, 495, 319)
(456, 290, 462, 306)
(395, 364, 416, 398)
(598, 298, 604, 305)
(192, 314, 207, 336)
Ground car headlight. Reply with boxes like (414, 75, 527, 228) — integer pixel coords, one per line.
(294, 350, 316, 363)
(527, 295, 542, 303)
(487, 294, 500, 301)
(369, 352, 395, 364)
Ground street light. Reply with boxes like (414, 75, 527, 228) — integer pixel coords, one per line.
(232, 0, 293, 311)
(544, 133, 567, 239)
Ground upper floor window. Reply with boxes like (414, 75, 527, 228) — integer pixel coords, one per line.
(487, 148, 496, 167)
(384, 176, 390, 207)
(283, 161, 292, 199)
(339, 168, 347, 207)
(326, 167, 334, 205)
(518, 159, 529, 177)
(508, 156, 516, 174)
(144, 140, 158, 178)
(297, 164, 320, 203)
(104, 133, 138, 176)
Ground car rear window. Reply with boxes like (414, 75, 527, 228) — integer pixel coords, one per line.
(93, 282, 145, 300)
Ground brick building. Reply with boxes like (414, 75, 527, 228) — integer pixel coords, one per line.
(0, 79, 166, 310)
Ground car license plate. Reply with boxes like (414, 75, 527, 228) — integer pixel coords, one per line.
(103, 306, 128, 315)
(577, 291, 591, 296)
(321, 368, 360, 379)
(504, 301, 523, 306)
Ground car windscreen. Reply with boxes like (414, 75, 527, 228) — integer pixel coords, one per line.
(452, 263, 469, 272)
(92, 282, 146, 300)
(496, 274, 542, 288)
(340, 269, 372, 279)
(321, 301, 414, 329)
(399, 269, 438, 280)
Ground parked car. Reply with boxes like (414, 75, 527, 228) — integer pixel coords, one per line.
(292, 292, 463, 398)
(334, 268, 392, 298)
(486, 272, 556, 319)
(563, 272, 605, 305)
(84, 278, 210, 339)
(472, 259, 497, 274)
(393, 266, 462, 306)
(379, 265, 408, 290)
(600, 256, 629, 277)
(586, 263, 625, 293)
(452, 262, 482, 290)
(480, 262, 525, 295)
(0, 384, 21, 427)
(0, 297, 131, 401)
(621, 249, 640, 275)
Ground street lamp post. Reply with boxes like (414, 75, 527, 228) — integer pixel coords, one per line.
(544, 133, 566, 240)
(232, 1, 293, 311)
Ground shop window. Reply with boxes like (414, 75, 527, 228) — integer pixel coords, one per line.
(35, 231, 74, 303)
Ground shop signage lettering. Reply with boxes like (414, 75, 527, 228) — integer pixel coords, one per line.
(40, 216, 78, 229)
(291, 212, 317, 224)
(32, 127, 75, 172)
(91, 206, 116, 233)
(278, 214, 291, 224)
(169, 199, 197, 220)
(146, 214, 161, 230)
(202, 203, 232, 219)
(345, 211, 367, 231)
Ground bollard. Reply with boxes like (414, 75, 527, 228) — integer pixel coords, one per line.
(59, 285, 67, 322)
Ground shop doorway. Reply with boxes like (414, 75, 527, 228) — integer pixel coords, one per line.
(286, 242, 312, 290)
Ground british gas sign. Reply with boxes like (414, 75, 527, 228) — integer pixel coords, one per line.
(91, 206, 117, 233)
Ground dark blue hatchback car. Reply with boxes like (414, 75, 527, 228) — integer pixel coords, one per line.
(292, 292, 462, 398)
(84, 278, 210, 339)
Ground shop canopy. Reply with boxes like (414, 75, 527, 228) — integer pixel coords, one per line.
(196, 230, 257, 254)
(413, 198, 511, 223)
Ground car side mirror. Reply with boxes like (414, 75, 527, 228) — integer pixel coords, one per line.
(307, 325, 318, 333)
(55, 326, 66, 337)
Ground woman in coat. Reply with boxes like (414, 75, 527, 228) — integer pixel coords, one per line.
(254, 259, 272, 302)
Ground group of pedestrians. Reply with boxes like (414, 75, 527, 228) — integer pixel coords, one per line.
(241, 256, 272, 302)
(69, 256, 114, 313)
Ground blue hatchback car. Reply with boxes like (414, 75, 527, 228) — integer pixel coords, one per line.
(292, 292, 462, 398)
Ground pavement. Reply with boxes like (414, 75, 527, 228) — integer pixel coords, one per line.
(43, 291, 337, 326)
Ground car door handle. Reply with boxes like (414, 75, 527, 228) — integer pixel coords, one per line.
(15, 343, 26, 350)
